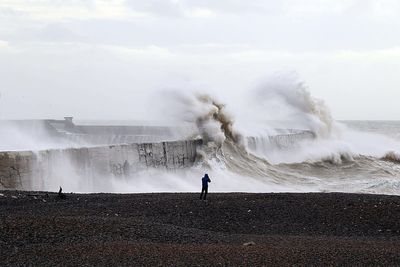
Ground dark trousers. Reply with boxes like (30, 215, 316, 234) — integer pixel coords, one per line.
(200, 186, 208, 200)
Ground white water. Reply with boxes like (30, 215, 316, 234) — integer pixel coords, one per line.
(1, 74, 400, 195)
(143, 74, 400, 195)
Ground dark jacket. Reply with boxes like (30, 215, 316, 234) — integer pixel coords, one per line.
(202, 174, 211, 188)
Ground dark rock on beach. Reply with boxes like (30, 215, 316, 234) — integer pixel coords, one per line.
(1, 191, 400, 266)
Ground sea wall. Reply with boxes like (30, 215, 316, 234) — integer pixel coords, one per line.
(246, 130, 315, 151)
(0, 140, 202, 190)
(0, 130, 315, 191)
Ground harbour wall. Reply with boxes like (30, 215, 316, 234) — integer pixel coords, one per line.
(0, 129, 315, 191)
(0, 140, 201, 191)
(246, 130, 316, 151)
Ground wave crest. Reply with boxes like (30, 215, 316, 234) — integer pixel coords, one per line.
(382, 151, 400, 164)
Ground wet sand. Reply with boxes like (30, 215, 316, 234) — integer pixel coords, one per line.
(1, 191, 400, 266)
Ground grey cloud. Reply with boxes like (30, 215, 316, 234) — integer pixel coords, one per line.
(179, 0, 281, 15)
(124, 0, 183, 17)
(124, 0, 281, 17)
(0, 0, 399, 120)
(37, 24, 81, 42)
(0, 7, 24, 17)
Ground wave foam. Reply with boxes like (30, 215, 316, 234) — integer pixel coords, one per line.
(382, 151, 400, 164)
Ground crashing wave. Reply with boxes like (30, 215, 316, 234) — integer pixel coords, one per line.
(381, 151, 400, 164)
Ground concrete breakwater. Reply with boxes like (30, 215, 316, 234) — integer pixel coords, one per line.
(246, 130, 315, 151)
(0, 140, 201, 191)
(0, 128, 316, 191)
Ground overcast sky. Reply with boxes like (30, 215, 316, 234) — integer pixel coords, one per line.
(0, 0, 399, 120)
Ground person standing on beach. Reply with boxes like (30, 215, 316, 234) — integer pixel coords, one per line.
(200, 174, 211, 200)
